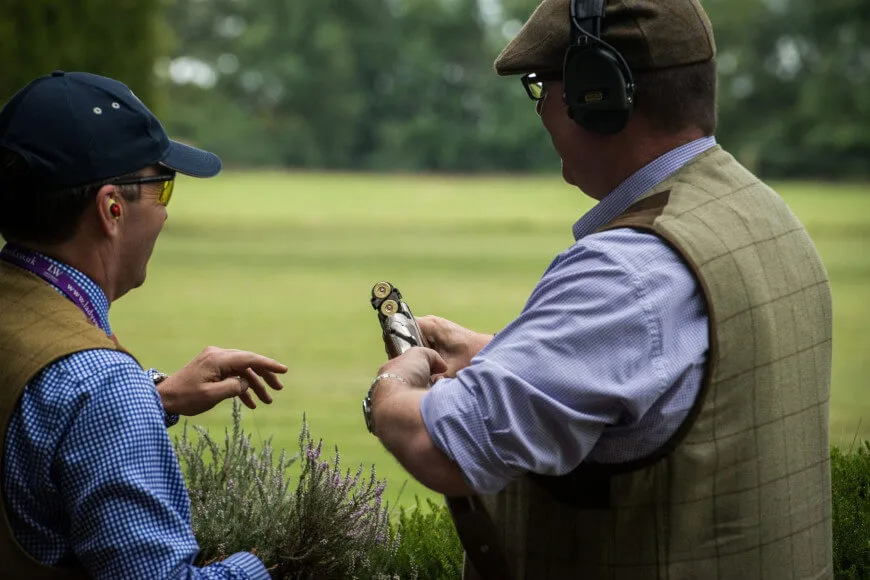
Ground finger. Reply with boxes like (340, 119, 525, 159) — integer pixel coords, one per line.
(257, 369, 284, 391)
(415, 316, 440, 344)
(239, 388, 257, 409)
(234, 375, 258, 409)
(211, 375, 252, 405)
(418, 347, 448, 375)
(415, 315, 435, 328)
(242, 367, 273, 404)
(209, 350, 289, 378)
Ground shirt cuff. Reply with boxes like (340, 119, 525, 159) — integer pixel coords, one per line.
(146, 367, 180, 428)
(164, 410, 180, 428)
(420, 376, 515, 495)
(218, 551, 271, 579)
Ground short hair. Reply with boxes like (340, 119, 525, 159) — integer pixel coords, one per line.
(0, 148, 141, 245)
(632, 59, 717, 136)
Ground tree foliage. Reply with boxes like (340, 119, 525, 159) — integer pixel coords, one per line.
(158, 0, 870, 178)
(0, 0, 163, 113)
(705, 0, 870, 178)
(2, 0, 869, 178)
(158, 0, 552, 172)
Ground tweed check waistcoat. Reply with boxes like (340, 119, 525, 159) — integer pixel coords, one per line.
(463, 146, 833, 580)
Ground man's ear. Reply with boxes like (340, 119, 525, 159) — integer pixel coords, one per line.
(95, 184, 122, 236)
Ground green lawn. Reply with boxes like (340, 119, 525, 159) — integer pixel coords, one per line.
(108, 171, 870, 508)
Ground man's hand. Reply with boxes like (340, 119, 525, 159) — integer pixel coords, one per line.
(377, 346, 448, 393)
(416, 315, 493, 380)
(157, 347, 288, 416)
(370, 347, 472, 495)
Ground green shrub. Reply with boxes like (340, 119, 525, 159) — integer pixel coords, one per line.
(366, 497, 464, 579)
(832, 440, 870, 579)
(176, 403, 870, 578)
(174, 401, 395, 579)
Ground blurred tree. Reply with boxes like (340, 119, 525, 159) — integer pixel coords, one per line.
(158, 0, 870, 178)
(0, 0, 163, 112)
(161, 0, 556, 172)
(161, 0, 396, 167)
(705, 0, 870, 178)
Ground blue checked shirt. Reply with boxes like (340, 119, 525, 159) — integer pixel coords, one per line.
(420, 137, 717, 495)
(2, 253, 269, 579)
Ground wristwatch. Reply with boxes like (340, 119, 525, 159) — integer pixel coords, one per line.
(363, 373, 407, 434)
(148, 369, 169, 385)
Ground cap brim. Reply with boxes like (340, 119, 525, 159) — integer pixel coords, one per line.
(160, 140, 222, 178)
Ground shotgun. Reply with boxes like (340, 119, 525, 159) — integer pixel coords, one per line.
(367, 281, 513, 580)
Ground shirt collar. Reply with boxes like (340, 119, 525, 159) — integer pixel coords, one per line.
(30, 249, 113, 336)
(572, 136, 718, 241)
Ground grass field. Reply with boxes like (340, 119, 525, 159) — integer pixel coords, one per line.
(109, 171, 870, 508)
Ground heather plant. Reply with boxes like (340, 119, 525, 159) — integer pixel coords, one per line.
(174, 401, 395, 579)
(175, 402, 870, 579)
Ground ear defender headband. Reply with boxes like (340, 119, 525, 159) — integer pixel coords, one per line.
(563, 0, 636, 134)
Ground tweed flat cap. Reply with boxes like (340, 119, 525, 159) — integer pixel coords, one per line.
(495, 0, 716, 76)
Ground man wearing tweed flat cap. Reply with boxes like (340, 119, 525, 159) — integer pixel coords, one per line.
(367, 0, 834, 578)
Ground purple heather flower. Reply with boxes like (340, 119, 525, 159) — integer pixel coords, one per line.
(306, 440, 323, 462)
(350, 506, 368, 522)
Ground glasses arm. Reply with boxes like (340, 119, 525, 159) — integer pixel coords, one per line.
(111, 174, 176, 186)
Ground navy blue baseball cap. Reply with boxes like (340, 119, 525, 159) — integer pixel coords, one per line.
(0, 71, 221, 190)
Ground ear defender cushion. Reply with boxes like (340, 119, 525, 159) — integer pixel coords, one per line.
(563, 43, 633, 135)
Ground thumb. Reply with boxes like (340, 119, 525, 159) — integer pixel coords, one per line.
(420, 347, 448, 375)
(211, 375, 251, 401)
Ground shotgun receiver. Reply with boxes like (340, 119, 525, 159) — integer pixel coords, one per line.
(370, 281, 428, 359)
(366, 281, 514, 580)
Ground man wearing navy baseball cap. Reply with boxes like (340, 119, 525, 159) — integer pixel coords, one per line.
(0, 71, 288, 579)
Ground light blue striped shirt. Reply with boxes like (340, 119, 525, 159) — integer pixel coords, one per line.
(420, 137, 716, 495)
(2, 251, 269, 579)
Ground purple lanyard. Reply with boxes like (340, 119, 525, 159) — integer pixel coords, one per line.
(0, 244, 103, 330)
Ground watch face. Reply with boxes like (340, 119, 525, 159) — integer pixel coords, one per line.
(149, 370, 168, 384)
(362, 398, 374, 434)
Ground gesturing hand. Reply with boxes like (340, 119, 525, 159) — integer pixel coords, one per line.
(157, 346, 288, 416)
(416, 315, 493, 380)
